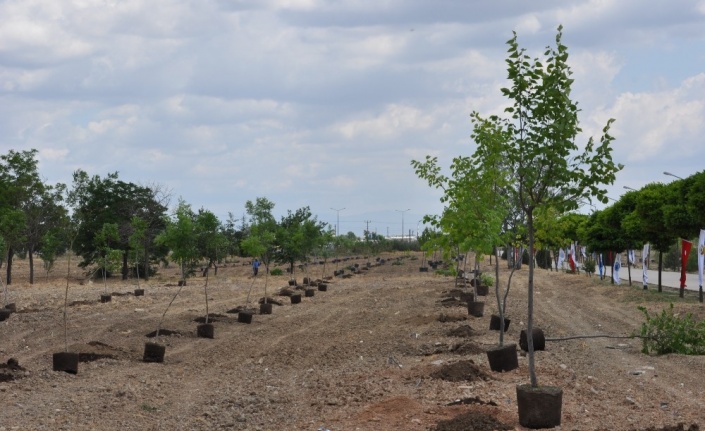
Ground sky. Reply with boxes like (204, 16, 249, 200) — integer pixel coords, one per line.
(2, 0, 704, 238)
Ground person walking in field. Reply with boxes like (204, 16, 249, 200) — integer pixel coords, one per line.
(252, 258, 260, 277)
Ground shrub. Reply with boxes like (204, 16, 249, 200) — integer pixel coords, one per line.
(582, 258, 596, 276)
(480, 273, 494, 287)
(435, 268, 457, 277)
(639, 303, 705, 355)
(270, 268, 283, 276)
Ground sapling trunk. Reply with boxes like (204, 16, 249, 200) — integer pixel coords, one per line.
(472, 255, 479, 299)
(246, 273, 256, 308)
(63, 251, 71, 352)
(135, 254, 140, 289)
(203, 268, 210, 324)
(264, 265, 269, 304)
(495, 246, 517, 346)
(156, 282, 186, 338)
(526, 211, 537, 387)
(462, 253, 468, 279)
(103, 255, 108, 294)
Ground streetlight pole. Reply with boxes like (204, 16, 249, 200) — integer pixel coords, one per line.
(663, 171, 684, 180)
(623, 186, 637, 191)
(395, 209, 410, 242)
(330, 207, 345, 237)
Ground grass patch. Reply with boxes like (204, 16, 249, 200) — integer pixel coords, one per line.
(618, 283, 702, 305)
(140, 403, 158, 412)
(639, 303, 705, 355)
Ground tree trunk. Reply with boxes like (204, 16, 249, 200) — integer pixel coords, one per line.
(142, 245, 150, 281)
(526, 210, 537, 387)
(658, 251, 663, 293)
(29, 247, 35, 284)
(6, 247, 13, 285)
(122, 251, 129, 280)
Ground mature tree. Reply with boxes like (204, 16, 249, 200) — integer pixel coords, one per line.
(68, 170, 168, 279)
(629, 183, 674, 292)
(0, 149, 68, 285)
(663, 177, 699, 241)
(474, 26, 622, 387)
(222, 212, 244, 259)
(686, 171, 705, 229)
(24, 183, 68, 284)
(274, 207, 326, 278)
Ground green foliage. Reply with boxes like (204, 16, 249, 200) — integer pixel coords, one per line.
(274, 206, 327, 273)
(583, 258, 596, 276)
(435, 267, 457, 277)
(241, 197, 277, 269)
(269, 268, 283, 276)
(473, 26, 623, 387)
(480, 273, 494, 287)
(69, 169, 168, 272)
(639, 304, 705, 355)
(140, 403, 158, 412)
(535, 249, 552, 269)
(156, 200, 199, 283)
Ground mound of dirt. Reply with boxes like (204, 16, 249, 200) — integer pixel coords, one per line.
(430, 359, 492, 382)
(446, 324, 476, 337)
(449, 341, 484, 355)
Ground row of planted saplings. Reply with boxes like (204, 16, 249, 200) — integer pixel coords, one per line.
(142, 276, 331, 364)
(454, 276, 547, 375)
(285, 277, 330, 303)
(52, 273, 330, 373)
(332, 258, 386, 277)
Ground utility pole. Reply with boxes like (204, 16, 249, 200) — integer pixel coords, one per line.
(395, 209, 410, 242)
(330, 207, 345, 236)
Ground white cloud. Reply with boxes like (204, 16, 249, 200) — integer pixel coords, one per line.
(602, 73, 705, 162)
(335, 104, 436, 141)
(514, 14, 543, 34)
(2, 0, 704, 233)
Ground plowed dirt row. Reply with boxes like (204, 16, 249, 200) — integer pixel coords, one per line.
(1, 254, 704, 430)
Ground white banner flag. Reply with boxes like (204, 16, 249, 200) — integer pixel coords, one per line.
(558, 248, 565, 269)
(698, 230, 704, 288)
(628, 249, 635, 265)
(642, 243, 650, 287)
(613, 252, 621, 285)
(598, 253, 604, 278)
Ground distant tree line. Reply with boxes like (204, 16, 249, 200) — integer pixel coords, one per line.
(0, 149, 420, 285)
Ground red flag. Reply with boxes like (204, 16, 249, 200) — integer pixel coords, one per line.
(681, 239, 693, 289)
(568, 243, 576, 272)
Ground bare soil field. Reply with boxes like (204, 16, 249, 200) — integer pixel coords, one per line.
(1, 253, 704, 430)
